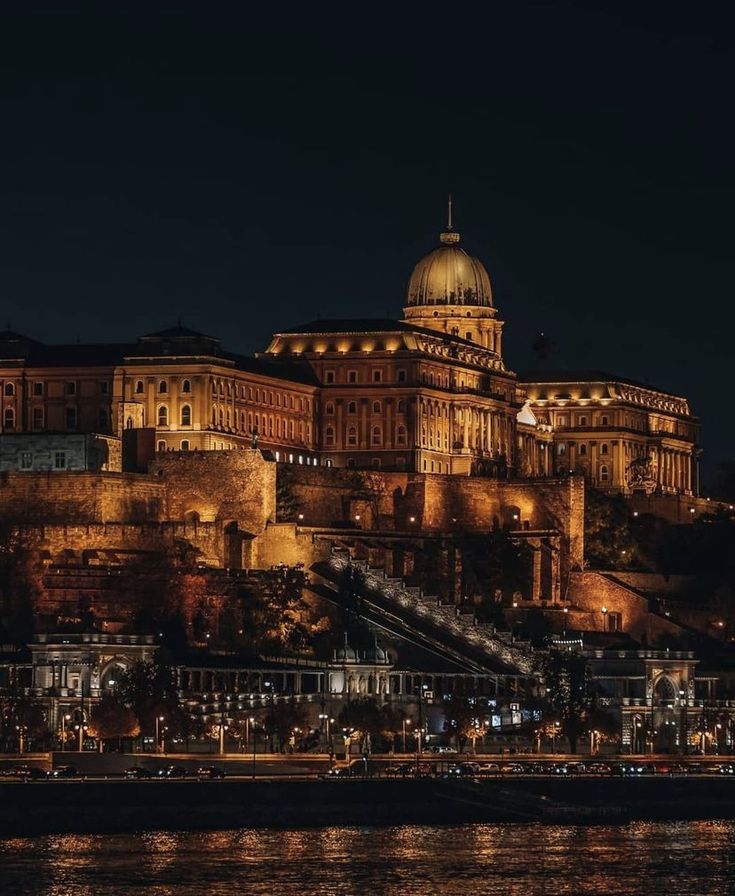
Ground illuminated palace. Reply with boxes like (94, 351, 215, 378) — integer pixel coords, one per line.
(0, 214, 699, 495)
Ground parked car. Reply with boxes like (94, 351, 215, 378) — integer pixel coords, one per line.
(715, 763, 735, 775)
(566, 762, 587, 775)
(48, 766, 78, 779)
(477, 762, 500, 775)
(124, 767, 153, 780)
(197, 766, 226, 779)
(500, 763, 525, 775)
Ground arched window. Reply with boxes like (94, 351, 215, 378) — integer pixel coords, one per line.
(372, 401, 381, 414)
(396, 425, 407, 446)
(126, 417, 133, 430)
(325, 426, 335, 446)
(218, 409, 224, 427)
(181, 405, 192, 426)
(157, 440, 166, 452)
(135, 380, 144, 394)
(347, 427, 357, 446)
(158, 380, 168, 394)
(3, 408, 15, 429)
(397, 400, 406, 413)
(4, 382, 14, 396)
(157, 406, 168, 426)
(181, 379, 191, 393)
(325, 402, 335, 415)
(601, 443, 609, 455)
(371, 426, 382, 446)
(348, 401, 357, 414)
(465, 332, 473, 341)
(180, 440, 190, 451)
(579, 444, 587, 456)
(600, 464, 609, 482)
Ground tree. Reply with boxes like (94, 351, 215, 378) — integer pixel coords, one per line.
(584, 488, 640, 570)
(0, 695, 48, 751)
(537, 647, 594, 754)
(337, 697, 399, 753)
(0, 522, 42, 644)
(238, 564, 329, 656)
(88, 693, 139, 751)
(441, 694, 482, 753)
(263, 700, 309, 752)
(276, 468, 302, 522)
(114, 660, 184, 739)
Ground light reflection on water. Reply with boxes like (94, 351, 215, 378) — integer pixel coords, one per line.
(1, 822, 735, 895)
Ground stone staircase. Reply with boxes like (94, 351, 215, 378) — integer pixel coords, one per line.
(319, 543, 533, 675)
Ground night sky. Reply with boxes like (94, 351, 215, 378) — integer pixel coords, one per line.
(0, 5, 731, 481)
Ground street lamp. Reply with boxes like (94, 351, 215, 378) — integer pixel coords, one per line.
(74, 722, 88, 753)
(402, 718, 412, 753)
(61, 713, 71, 752)
(252, 719, 258, 780)
(155, 715, 165, 754)
(219, 718, 229, 756)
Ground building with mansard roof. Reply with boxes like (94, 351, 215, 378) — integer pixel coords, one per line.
(0, 213, 699, 494)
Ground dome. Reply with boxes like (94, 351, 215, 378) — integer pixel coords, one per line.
(406, 228, 493, 309)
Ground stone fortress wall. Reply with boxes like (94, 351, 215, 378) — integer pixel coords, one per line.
(0, 450, 585, 573)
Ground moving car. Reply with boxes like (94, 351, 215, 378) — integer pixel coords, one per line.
(158, 765, 188, 779)
(15, 766, 47, 780)
(48, 766, 78, 779)
(124, 767, 153, 780)
(197, 766, 226, 779)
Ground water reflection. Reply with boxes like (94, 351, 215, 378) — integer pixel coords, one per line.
(1, 822, 735, 896)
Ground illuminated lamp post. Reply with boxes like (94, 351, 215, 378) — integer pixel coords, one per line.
(155, 715, 165, 754)
(75, 722, 88, 753)
(402, 717, 412, 753)
(61, 713, 71, 752)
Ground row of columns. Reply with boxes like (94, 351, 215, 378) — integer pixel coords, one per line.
(658, 448, 692, 493)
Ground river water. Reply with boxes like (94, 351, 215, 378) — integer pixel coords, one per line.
(1, 822, 734, 895)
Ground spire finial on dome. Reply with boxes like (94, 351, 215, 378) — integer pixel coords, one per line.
(440, 195, 460, 245)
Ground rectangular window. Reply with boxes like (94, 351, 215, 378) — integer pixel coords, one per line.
(66, 381, 76, 396)
(348, 371, 358, 383)
(20, 452, 32, 470)
(100, 381, 109, 394)
(32, 408, 44, 429)
(65, 407, 77, 429)
(397, 369, 407, 383)
(33, 382, 43, 396)
(325, 371, 335, 384)
(372, 370, 382, 383)
(54, 451, 66, 470)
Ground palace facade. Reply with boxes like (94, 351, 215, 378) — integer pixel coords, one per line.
(0, 216, 699, 494)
